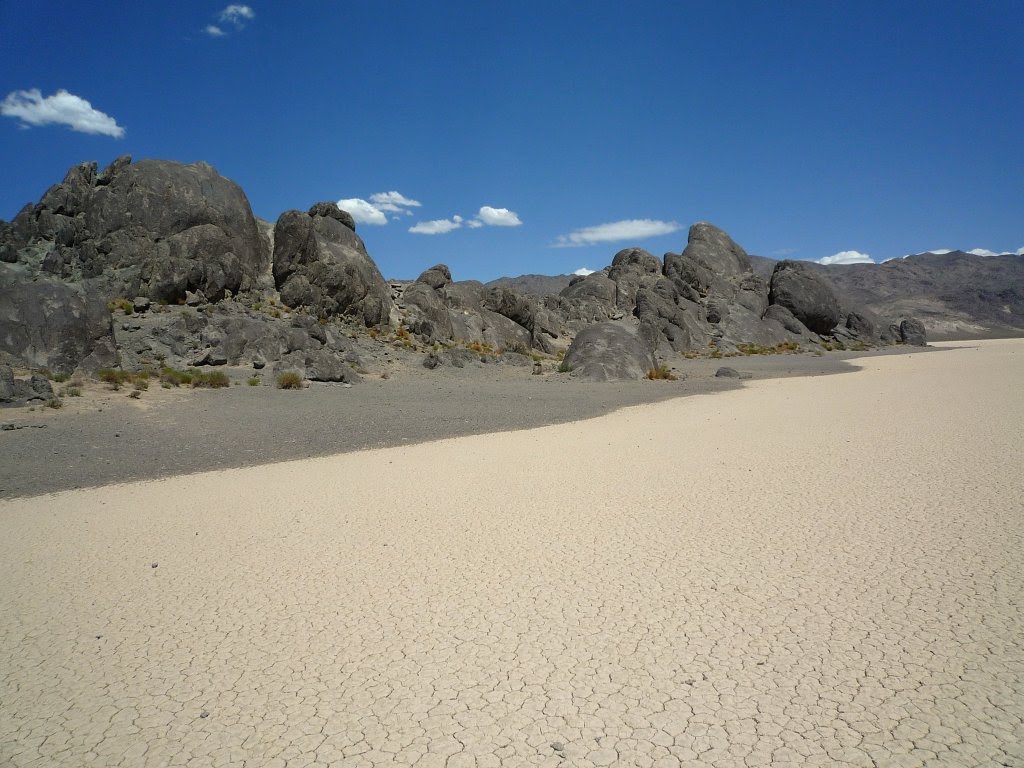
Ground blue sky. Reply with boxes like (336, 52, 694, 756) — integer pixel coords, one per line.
(2, 1, 1022, 280)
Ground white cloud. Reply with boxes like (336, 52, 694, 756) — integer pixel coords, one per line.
(465, 219, 483, 229)
(967, 247, 998, 257)
(206, 5, 253, 36)
(410, 218, 463, 235)
(337, 198, 388, 226)
(477, 206, 522, 227)
(1016, 247, 1024, 256)
(220, 4, 254, 25)
(369, 191, 421, 214)
(818, 250, 874, 265)
(573, 267, 595, 276)
(554, 218, 681, 247)
(1, 88, 125, 137)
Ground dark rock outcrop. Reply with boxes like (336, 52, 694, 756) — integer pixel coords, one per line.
(563, 323, 654, 381)
(768, 260, 842, 335)
(899, 317, 927, 346)
(272, 204, 394, 326)
(3, 157, 271, 303)
(0, 272, 116, 375)
(1, 364, 56, 406)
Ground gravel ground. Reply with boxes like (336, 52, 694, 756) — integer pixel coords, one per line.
(0, 348, 930, 498)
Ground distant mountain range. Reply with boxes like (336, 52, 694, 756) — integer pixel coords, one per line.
(489, 250, 1024, 340)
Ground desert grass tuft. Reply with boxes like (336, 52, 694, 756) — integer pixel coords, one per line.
(646, 365, 678, 381)
(276, 371, 304, 390)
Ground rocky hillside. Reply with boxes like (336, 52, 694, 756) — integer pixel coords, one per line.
(485, 273, 573, 296)
(1, 156, 925, 402)
(750, 252, 1024, 340)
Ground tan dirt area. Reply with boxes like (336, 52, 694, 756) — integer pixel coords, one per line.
(1, 339, 1022, 767)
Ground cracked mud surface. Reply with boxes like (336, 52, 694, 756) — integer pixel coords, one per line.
(2, 339, 1022, 767)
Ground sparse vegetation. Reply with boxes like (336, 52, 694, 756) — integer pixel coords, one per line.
(107, 297, 135, 315)
(735, 341, 801, 355)
(97, 368, 134, 390)
(557, 360, 574, 373)
(45, 397, 63, 409)
(190, 370, 230, 388)
(646, 365, 678, 381)
(247, 377, 261, 386)
(128, 390, 141, 399)
(62, 386, 82, 397)
(276, 371, 304, 389)
(160, 366, 194, 387)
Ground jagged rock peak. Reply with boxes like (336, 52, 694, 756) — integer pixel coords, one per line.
(610, 247, 661, 273)
(308, 202, 356, 232)
(416, 264, 452, 289)
(682, 222, 752, 277)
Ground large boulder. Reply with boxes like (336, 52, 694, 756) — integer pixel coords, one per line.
(0, 365, 55, 406)
(563, 323, 654, 382)
(899, 317, 927, 346)
(4, 157, 272, 303)
(273, 205, 394, 326)
(416, 263, 453, 290)
(768, 260, 842, 335)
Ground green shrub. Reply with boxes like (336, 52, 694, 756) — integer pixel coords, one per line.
(45, 397, 63, 409)
(107, 297, 135, 315)
(557, 360, 574, 373)
(97, 368, 132, 390)
(160, 366, 193, 387)
(191, 370, 230, 388)
(276, 371, 304, 389)
(63, 386, 82, 397)
(247, 377, 261, 386)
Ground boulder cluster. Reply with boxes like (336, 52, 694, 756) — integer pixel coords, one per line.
(0, 157, 925, 398)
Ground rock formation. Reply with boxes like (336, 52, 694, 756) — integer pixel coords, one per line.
(563, 323, 654, 381)
(0, 157, 930, 393)
(273, 203, 394, 326)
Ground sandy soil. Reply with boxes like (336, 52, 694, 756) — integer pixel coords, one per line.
(0, 348, 908, 499)
(1, 339, 1022, 767)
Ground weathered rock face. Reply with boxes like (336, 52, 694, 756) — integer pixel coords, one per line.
(768, 260, 842, 335)
(608, 248, 663, 311)
(416, 264, 452, 291)
(899, 317, 927, 346)
(563, 323, 654, 381)
(391, 265, 563, 353)
(0, 271, 116, 375)
(681, 222, 752, 278)
(635, 279, 709, 355)
(3, 157, 271, 303)
(272, 204, 394, 326)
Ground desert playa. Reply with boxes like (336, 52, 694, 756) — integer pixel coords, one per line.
(2, 339, 1022, 767)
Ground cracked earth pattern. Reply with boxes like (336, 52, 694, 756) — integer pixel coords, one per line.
(2, 339, 1023, 767)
